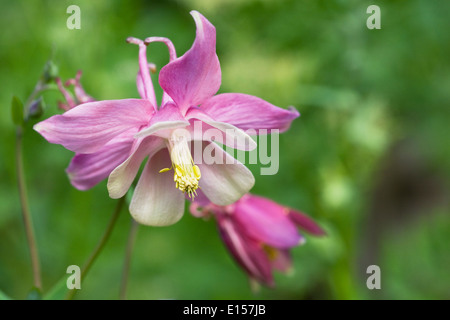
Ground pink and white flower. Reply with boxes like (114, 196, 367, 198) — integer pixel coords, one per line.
(191, 194, 325, 287)
(34, 11, 299, 226)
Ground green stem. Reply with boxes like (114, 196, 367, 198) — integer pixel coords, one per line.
(119, 219, 139, 300)
(16, 126, 42, 291)
(66, 196, 126, 300)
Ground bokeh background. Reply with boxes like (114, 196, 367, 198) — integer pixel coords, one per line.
(0, 0, 449, 300)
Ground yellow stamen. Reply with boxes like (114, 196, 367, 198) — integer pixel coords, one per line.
(161, 129, 201, 200)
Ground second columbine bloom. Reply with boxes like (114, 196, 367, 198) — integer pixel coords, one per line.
(190, 194, 325, 287)
(34, 11, 299, 226)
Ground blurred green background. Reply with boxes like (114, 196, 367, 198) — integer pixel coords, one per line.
(0, 0, 449, 300)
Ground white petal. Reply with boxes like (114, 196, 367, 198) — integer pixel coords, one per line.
(205, 120, 257, 151)
(129, 150, 185, 226)
(134, 103, 189, 139)
(134, 120, 189, 139)
(197, 142, 255, 205)
(107, 137, 165, 199)
(185, 108, 257, 151)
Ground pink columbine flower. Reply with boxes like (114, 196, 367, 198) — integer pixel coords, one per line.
(53, 71, 136, 191)
(34, 11, 299, 226)
(190, 194, 325, 287)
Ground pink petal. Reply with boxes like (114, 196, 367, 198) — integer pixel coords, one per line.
(68, 70, 95, 104)
(185, 107, 257, 151)
(270, 249, 292, 273)
(200, 93, 300, 133)
(136, 72, 147, 100)
(129, 149, 185, 226)
(34, 99, 153, 154)
(217, 215, 274, 286)
(144, 36, 177, 62)
(234, 194, 302, 249)
(67, 130, 135, 190)
(127, 36, 157, 106)
(288, 209, 326, 236)
(197, 142, 254, 206)
(107, 136, 165, 199)
(134, 103, 189, 139)
(144, 37, 178, 107)
(137, 41, 157, 109)
(55, 77, 76, 110)
(159, 11, 221, 114)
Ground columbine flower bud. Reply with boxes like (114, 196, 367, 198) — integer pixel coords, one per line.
(42, 60, 59, 84)
(27, 96, 46, 119)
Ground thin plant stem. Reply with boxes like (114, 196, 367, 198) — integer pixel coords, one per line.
(119, 219, 139, 300)
(15, 126, 42, 291)
(14, 73, 65, 294)
(66, 196, 126, 300)
(14, 79, 59, 292)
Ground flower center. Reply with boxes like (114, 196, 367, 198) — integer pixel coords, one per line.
(160, 129, 201, 199)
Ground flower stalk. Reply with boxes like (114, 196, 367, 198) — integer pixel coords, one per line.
(119, 218, 139, 300)
(13, 71, 57, 292)
(15, 125, 42, 291)
(66, 196, 126, 300)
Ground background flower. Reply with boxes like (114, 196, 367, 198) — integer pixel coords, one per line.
(190, 194, 325, 287)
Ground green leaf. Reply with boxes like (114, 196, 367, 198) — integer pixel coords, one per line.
(0, 289, 12, 300)
(43, 277, 69, 300)
(11, 95, 24, 126)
